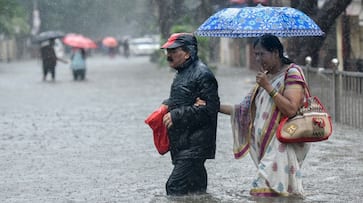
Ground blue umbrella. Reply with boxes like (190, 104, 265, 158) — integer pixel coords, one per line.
(195, 4, 324, 38)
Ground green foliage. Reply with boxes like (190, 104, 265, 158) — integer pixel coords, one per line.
(0, 0, 29, 36)
(195, 36, 210, 64)
(170, 24, 193, 34)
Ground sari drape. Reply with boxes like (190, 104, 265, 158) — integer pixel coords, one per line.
(231, 64, 311, 197)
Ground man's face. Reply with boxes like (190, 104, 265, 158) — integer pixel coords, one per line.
(166, 47, 190, 69)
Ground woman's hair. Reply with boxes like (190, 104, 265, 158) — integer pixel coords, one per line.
(81, 48, 86, 58)
(253, 34, 294, 64)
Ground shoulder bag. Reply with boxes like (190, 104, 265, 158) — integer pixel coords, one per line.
(276, 66, 333, 143)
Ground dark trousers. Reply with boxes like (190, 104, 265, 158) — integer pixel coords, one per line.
(43, 65, 55, 80)
(166, 159, 207, 196)
(73, 69, 86, 80)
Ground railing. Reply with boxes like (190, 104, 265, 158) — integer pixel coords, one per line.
(303, 57, 363, 128)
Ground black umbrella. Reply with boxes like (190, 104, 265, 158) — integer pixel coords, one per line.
(34, 30, 65, 42)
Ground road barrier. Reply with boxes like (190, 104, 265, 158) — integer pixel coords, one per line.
(304, 57, 363, 128)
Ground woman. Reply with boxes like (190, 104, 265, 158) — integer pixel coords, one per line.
(219, 34, 311, 197)
(70, 48, 86, 80)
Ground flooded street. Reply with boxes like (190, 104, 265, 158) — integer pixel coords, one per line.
(0, 56, 362, 203)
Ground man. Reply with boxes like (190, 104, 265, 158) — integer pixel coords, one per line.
(40, 39, 66, 81)
(160, 33, 220, 196)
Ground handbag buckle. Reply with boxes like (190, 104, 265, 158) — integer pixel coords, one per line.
(284, 123, 298, 136)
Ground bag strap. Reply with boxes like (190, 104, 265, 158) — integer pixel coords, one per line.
(284, 64, 311, 98)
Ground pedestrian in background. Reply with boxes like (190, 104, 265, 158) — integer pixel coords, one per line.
(70, 47, 86, 81)
(123, 39, 130, 58)
(218, 34, 311, 197)
(40, 39, 67, 81)
(159, 33, 220, 196)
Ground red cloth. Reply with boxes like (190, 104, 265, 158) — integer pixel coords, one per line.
(145, 106, 169, 155)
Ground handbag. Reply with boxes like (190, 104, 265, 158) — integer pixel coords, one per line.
(276, 67, 333, 143)
(145, 105, 169, 155)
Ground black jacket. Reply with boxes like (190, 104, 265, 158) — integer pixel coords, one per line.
(164, 58, 220, 162)
(40, 45, 57, 68)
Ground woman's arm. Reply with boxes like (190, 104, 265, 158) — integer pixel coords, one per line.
(219, 104, 232, 115)
(275, 86, 304, 117)
(195, 97, 232, 115)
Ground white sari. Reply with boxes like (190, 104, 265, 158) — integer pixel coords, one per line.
(231, 64, 311, 197)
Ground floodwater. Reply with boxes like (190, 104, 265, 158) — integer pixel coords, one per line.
(0, 56, 362, 203)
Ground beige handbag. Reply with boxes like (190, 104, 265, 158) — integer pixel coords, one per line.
(276, 67, 333, 143)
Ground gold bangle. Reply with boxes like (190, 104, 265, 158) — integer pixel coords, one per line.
(269, 88, 277, 97)
(272, 91, 278, 98)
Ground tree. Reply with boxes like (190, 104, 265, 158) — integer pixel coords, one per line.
(151, 0, 226, 62)
(17, 0, 157, 39)
(151, 0, 187, 40)
(152, 0, 354, 68)
(287, 0, 353, 67)
(0, 0, 29, 36)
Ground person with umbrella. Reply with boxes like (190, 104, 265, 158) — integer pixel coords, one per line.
(193, 4, 325, 197)
(62, 34, 97, 81)
(40, 38, 68, 82)
(102, 37, 118, 58)
(69, 47, 86, 81)
(157, 33, 220, 196)
(217, 34, 310, 197)
(196, 34, 310, 197)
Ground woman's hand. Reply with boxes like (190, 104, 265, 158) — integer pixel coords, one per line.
(194, 97, 232, 115)
(256, 71, 271, 90)
(194, 97, 206, 106)
(162, 97, 207, 129)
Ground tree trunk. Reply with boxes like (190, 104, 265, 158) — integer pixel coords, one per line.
(152, 0, 186, 40)
(153, 0, 172, 40)
(286, 0, 352, 67)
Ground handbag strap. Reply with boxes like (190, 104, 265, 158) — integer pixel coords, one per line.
(284, 64, 311, 98)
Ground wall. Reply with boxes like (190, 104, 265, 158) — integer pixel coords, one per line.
(0, 39, 17, 62)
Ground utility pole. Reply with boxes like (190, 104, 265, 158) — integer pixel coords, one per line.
(31, 0, 41, 36)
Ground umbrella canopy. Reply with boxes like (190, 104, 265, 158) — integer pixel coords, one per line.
(102, 37, 118, 47)
(34, 30, 65, 42)
(195, 4, 324, 38)
(63, 34, 97, 49)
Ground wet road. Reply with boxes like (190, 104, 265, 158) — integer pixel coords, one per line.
(0, 56, 362, 203)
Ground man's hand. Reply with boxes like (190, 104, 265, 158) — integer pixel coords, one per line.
(162, 97, 205, 129)
(163, 112, 173, 128)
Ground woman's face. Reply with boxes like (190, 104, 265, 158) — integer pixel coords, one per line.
(254, 43, 279, 73)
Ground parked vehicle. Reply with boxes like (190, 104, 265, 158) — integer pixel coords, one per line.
(129, 37, 159, 56)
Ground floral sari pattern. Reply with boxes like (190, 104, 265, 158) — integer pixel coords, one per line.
(231, 64, 311, 197)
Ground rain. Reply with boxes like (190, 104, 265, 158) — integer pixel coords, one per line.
(0, 0, 362, 202)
